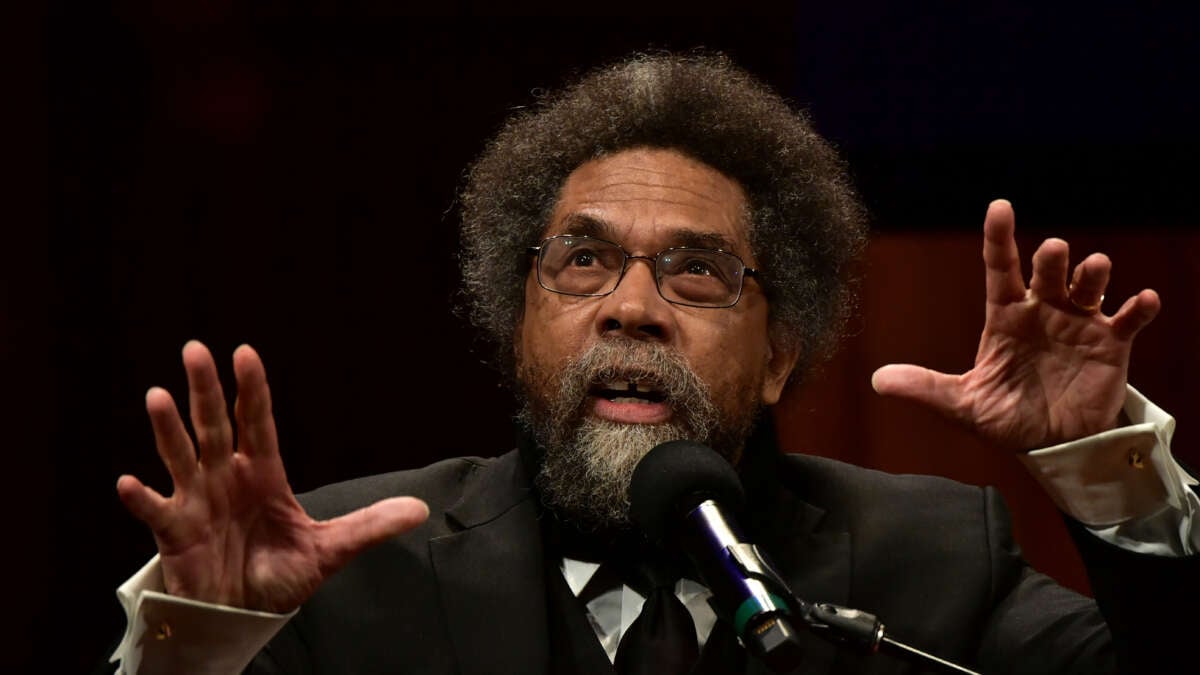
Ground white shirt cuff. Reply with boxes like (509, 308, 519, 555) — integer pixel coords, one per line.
(1019, 385, 1199, 555)
(110, 555, 295, 674)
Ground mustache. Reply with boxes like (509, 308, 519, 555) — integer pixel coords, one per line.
(549, 339, 714, 425)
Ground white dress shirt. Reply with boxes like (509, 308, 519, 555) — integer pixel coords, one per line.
(559, 558, 718, 662)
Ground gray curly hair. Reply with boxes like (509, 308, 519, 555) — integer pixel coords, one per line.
(459, 52, 868, 385)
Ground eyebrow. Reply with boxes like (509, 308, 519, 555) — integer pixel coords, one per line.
(559, 213, 614, 240)
(557, 213, 741, 253)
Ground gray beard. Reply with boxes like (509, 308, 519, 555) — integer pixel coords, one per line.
(532, 419, 692, 531)
(517, 339, 758, 531)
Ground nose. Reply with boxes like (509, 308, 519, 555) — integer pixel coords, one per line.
(595, 257, 674, 341)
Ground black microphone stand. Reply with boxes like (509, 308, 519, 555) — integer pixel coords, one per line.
(727, 542, 982, 675)
(801, 600, 981, 675)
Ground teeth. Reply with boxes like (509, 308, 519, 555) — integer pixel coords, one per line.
(600, 379, 661, 394)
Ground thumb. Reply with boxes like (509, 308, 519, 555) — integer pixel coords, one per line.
(316, 496, 430, 573)
(871, 364, 964, 418)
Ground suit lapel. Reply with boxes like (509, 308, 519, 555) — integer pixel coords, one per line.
(743, 455, 852, 675)
(761, 530, 851, 675)
(430, 451, 551, 675)
(425, 441, 857, 675)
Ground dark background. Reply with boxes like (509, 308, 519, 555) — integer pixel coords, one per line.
(23, 2, 1200, 670)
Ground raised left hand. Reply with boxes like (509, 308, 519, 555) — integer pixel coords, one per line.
(116, 341, 429, 613)
(871, 199, 1161, 452)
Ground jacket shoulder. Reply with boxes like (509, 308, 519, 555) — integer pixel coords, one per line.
(775, 452, 1004, 555)
(779, 452, 987, 508)
(296, 453, 506, 521)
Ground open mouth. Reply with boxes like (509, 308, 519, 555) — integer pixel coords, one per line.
(589, 379, 668, 404)
(585, 376, 674, 425)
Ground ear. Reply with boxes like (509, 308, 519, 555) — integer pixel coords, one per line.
(759, 337, 800, 406)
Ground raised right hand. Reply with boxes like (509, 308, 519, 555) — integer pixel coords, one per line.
(116, 340, 429, 613)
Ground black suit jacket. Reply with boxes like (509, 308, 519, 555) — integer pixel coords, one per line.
(250, 443, 1191, 674)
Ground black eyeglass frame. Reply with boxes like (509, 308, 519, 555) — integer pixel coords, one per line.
(525, 234, 760, 309)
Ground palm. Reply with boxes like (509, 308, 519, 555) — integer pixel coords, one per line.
(154, 453, 321, 613)
(118, 342, 427, 613)
(872, 201, 1160, 452)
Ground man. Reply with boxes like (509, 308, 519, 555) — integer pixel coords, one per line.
(111, 54, 1195, 674)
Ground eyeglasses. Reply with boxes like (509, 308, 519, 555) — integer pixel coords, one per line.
(526, 235, 759, 309)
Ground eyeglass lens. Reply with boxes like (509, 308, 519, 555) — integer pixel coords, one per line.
(537, 236, 745, 307)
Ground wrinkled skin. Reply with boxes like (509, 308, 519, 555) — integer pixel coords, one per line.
(117, 342, 429, 612)
(514, 149, 799, 455)
(872, 200, 1160, 451)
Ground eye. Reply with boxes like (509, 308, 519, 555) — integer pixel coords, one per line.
(570, 251, 597, 267)
(684, 258, 717, 275)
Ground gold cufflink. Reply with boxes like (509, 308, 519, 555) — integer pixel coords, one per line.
(155, 621, 172, 640)
(1128, 450, 1145, 469)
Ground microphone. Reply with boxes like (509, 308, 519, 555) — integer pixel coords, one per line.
(629, 440, 805, 672)
(629, 441, 983, 675)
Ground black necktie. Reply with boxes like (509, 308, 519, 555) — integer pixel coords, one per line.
(613, 559, 699, 675)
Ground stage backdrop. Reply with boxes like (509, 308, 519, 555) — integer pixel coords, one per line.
(33, 5, 1198, 671)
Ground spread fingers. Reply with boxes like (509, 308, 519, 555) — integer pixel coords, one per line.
(145, 386, 197, 484)
(183, 340, 235, 466)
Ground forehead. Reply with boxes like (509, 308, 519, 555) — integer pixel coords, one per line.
(545, 148, 752, 258)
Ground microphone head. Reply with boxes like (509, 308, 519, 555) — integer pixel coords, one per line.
(629, 440, 746, 542)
